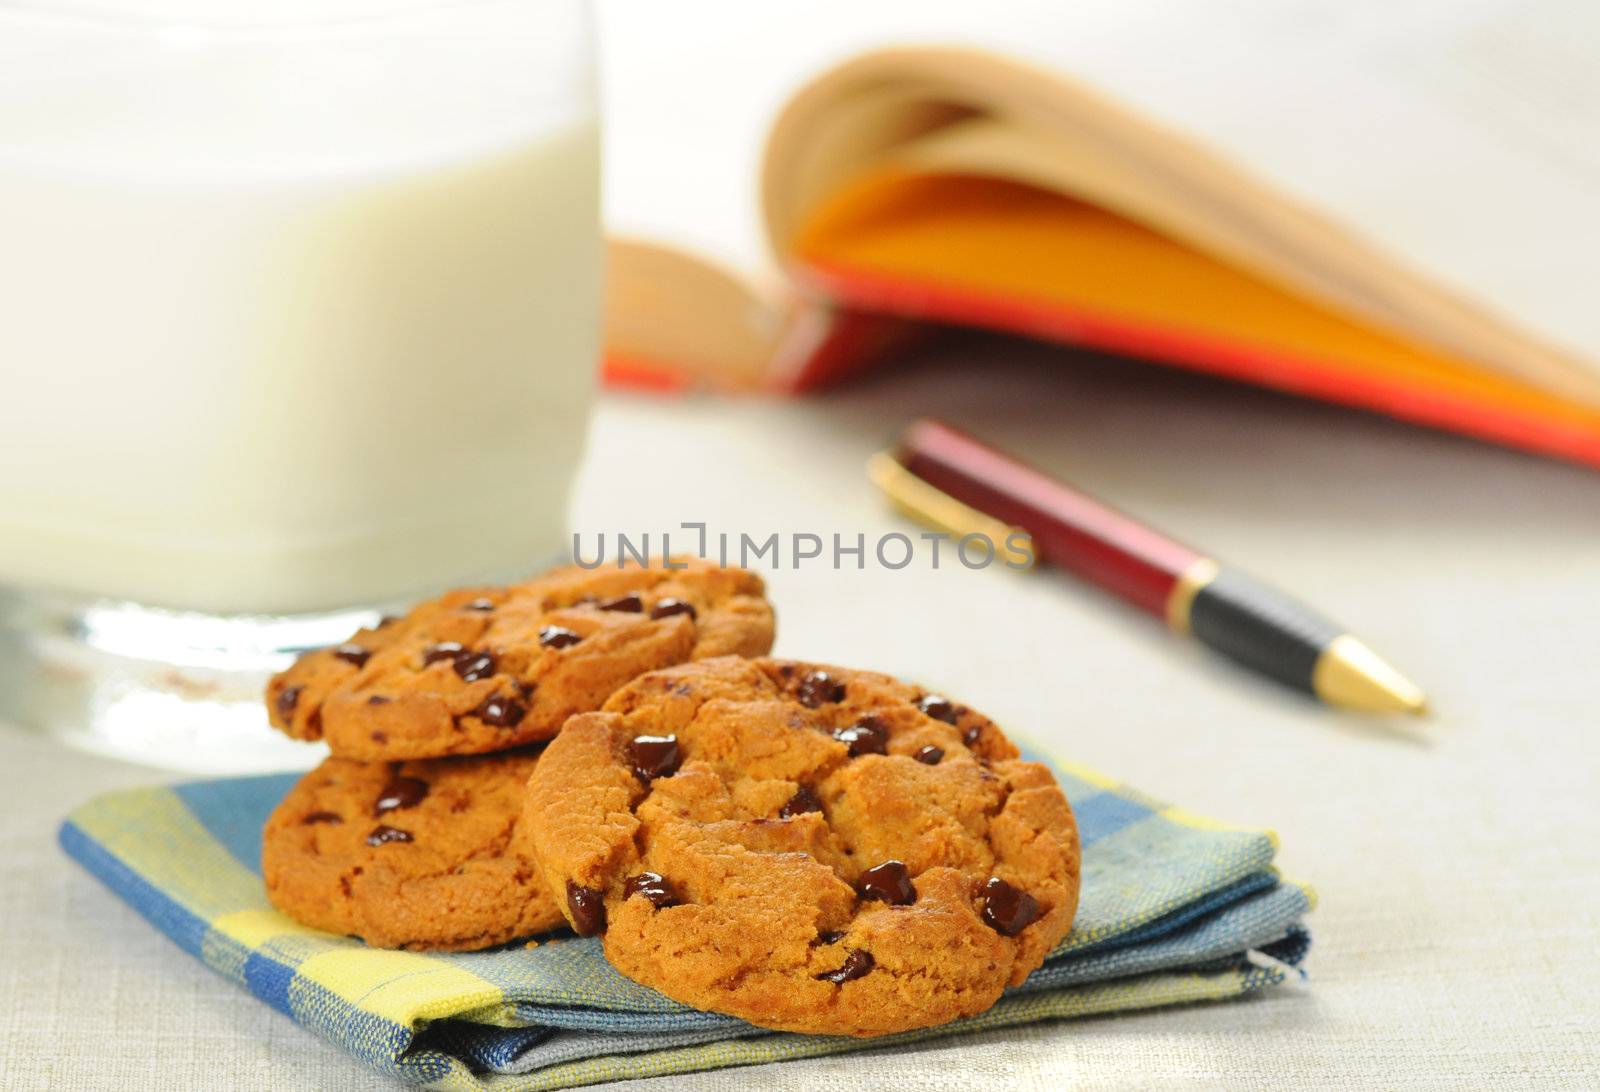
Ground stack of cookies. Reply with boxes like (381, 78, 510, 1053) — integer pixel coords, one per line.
(262, 557, 1081, 1037)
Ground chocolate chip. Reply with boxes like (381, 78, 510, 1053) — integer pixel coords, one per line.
(275, 686, 301, 720)
(623, 871, 678, 908)
(963, 723, 984, 747)
(303, 811, 342, 825)
(454, 651, 496, 682)
(597, 592, 643, 613)
(815, 948, 874, 983)
(649, 598, 696, 621)
(629, 734, 681, 781)
(332, 643, 371, 668)
(374, 776, 428, 815)
(833, 716, 888, 757)
(465, 597, 497, 612)
(914, 745, 944, 765)
(477, 694, 526, 727)
(916, 695, 958, 724)
(539, 625, 583, 649)
(779, 785, 823, 818)
(367, 695, 390, 705)
(796, 670, 845, 708)
(857, 860, 916, 905)
(422, 642, 465, 667)
(815, 930, 845, 946)
(566, 880, 606, 935)
(366, 824, 412, 846)
(981, 877, 1041, 936)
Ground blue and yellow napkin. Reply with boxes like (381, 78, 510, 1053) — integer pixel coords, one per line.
(59, 755, 1312, 1089)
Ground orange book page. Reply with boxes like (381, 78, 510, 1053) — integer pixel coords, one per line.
(790, 171, 1600, 466)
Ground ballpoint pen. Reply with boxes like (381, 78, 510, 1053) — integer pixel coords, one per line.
(870, 418, 1428, 716)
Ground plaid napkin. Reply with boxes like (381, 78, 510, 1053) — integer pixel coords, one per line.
(59, 750, 1312, 1090)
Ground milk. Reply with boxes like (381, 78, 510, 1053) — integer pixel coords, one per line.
(0, 3, 601, 615)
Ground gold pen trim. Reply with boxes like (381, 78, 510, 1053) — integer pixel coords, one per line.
(867, 451, 1033, 569)
(1164, 556, 1220, 635)
(1312, 634, 1430, 717)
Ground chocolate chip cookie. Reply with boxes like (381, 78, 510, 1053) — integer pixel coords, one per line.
(263, 750, 563, 951)
(266, 558, 774, 761)
(523, 657, 1081, 1036)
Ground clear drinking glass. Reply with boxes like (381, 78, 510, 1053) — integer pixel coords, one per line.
(0, 0, 601, 771)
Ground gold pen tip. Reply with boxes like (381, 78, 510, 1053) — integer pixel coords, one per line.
(1312, 634, 1429, 717)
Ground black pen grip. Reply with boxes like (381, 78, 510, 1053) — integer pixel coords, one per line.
(1187, 567, 1341, 694)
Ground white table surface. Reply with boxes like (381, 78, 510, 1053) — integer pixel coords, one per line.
(5, 336, 1599, 1089)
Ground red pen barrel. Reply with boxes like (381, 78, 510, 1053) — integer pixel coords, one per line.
(897, 419, 1201, 619)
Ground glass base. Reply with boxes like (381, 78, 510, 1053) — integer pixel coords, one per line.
(0, 587, 391, 773)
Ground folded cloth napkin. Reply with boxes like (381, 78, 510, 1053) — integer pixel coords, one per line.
(59, 751, 1312, 1090)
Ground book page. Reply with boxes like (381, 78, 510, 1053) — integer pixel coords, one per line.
(598, 0, 1600, 372)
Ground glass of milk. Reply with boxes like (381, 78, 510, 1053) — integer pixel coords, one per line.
(0, 0, 601, 770)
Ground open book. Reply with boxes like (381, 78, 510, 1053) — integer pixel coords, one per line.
(602, 7, 1600, 469)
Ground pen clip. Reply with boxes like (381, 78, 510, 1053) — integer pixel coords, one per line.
(867, 451, 1034, 570)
